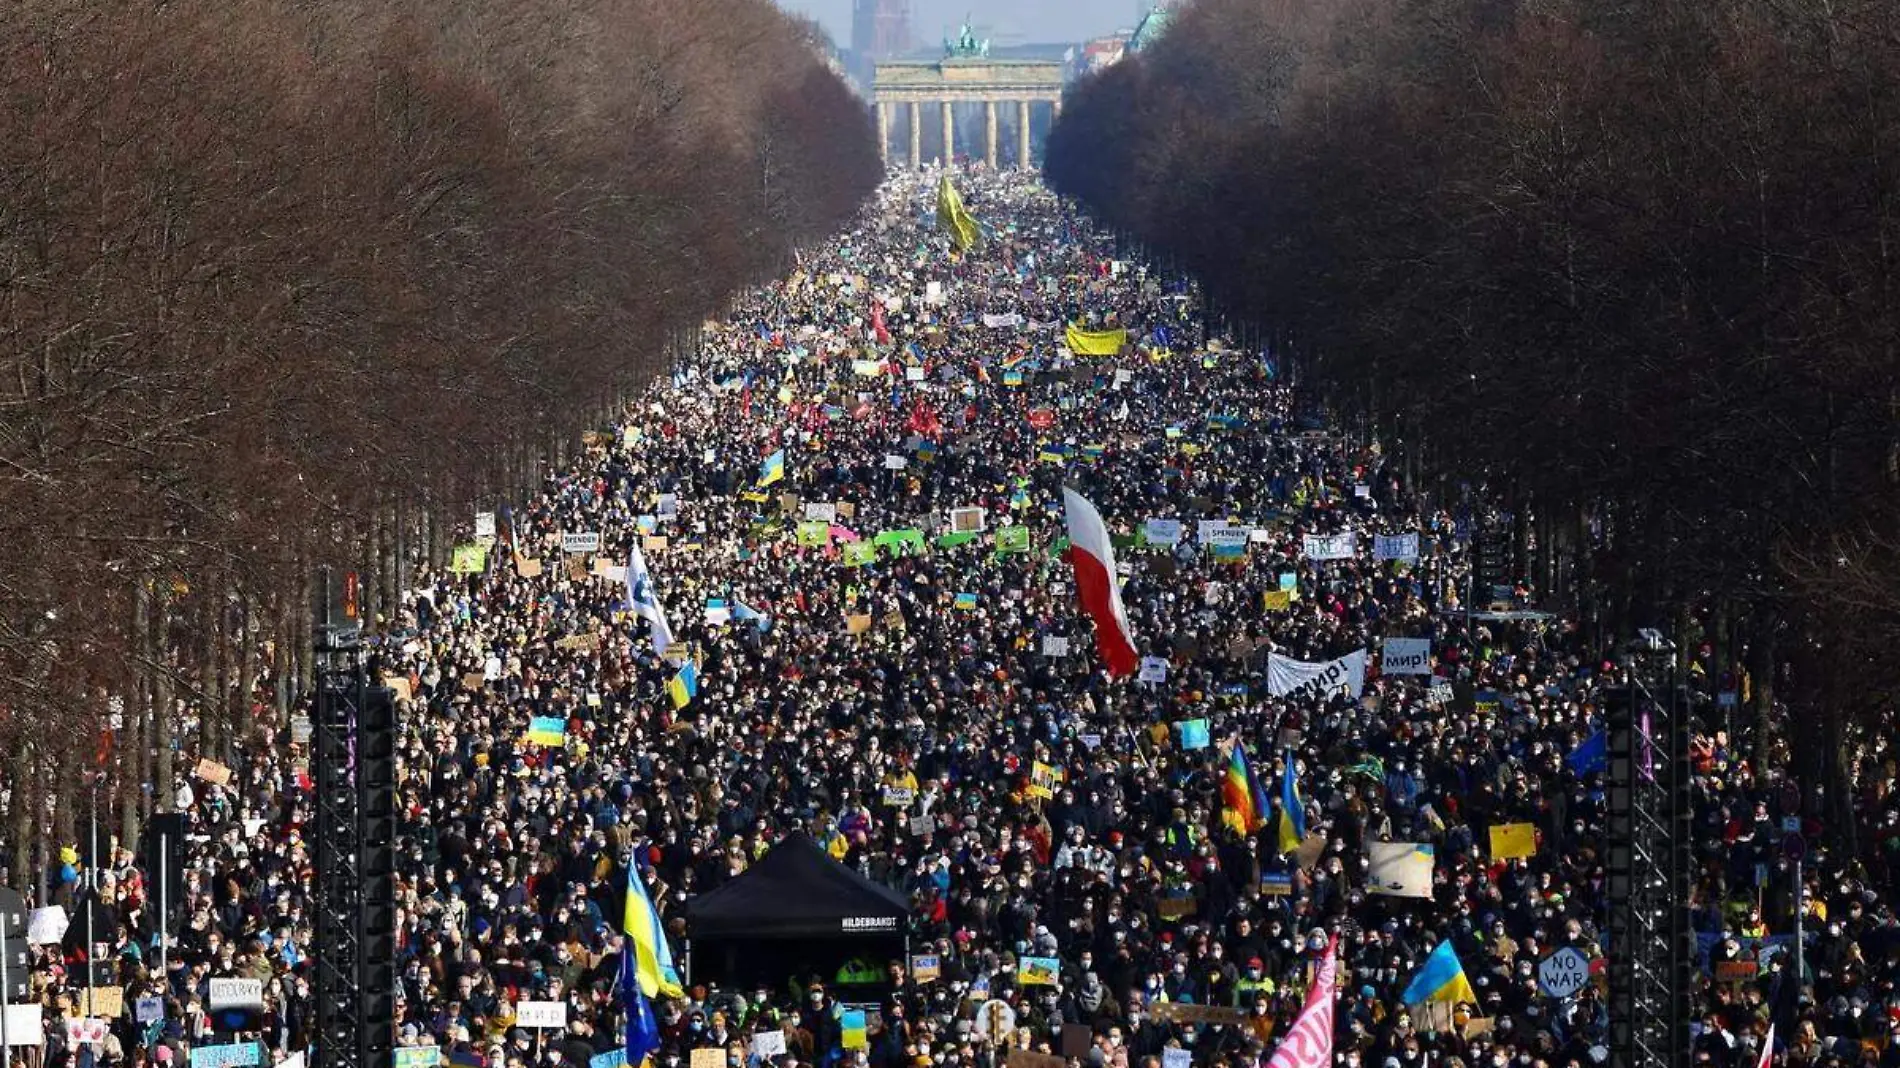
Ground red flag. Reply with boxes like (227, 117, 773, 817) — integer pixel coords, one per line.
(871, 302, 891, 346)
(1062, 488, 1139, 677)
(1756, 1024, 1774, 1068)
(1264, 934, 1339, 1068)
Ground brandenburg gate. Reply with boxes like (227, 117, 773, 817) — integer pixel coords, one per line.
(872, 34, 1065, 170)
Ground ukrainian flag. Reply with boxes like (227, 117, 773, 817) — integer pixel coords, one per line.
(623, 861, 684, 999)
(1401, 939, 1477, 1005)
(524, 716, 567, 747)
(936, 174, 980, 251)
(1275, 750, 1306, 854)
(666, 662, 698, 709)
(1220, 743, 1268, 835)
(756, 449, 786, 488)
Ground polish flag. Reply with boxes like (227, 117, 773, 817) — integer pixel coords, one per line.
(1062, 488, 1139, 677)
(1756, 1024, 1774, 1068)
(1264, 934, 1339, 1068)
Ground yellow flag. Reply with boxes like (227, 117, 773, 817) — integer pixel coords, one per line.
(1065, 324, 1128, 356)
(936, 174, 980, 251)
(1489, 822, 1538, 860)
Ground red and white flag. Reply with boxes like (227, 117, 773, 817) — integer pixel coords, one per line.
(1062, 488, 1139, 677)
(1756, 1024, 1774, 1068)
(1265, 934, 1339, 1068)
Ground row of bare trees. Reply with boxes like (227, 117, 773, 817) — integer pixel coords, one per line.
(1047, 0, 1900, 844)
(0, 0, 878, 886)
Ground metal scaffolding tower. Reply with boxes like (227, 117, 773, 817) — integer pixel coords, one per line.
(1605, 631, 1693, 1068)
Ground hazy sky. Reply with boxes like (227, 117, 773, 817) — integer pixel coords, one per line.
(774, 0, 1150, 49)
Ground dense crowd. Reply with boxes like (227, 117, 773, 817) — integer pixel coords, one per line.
(12, 171, 1900, 1068)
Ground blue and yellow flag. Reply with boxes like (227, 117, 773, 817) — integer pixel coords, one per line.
(757, 449, 786, 488)
(622, 861, 684, 999)
(666, 662, 698, 709)
(1276, 750, 1306, 854)
(936, 174, 980, 251)
(523, 716, 567, 747)
(1402, 939, 1477, 1005)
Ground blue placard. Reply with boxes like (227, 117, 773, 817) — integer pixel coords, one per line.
(591, 1052, 628, 1068)
(191, 1045, 262, 1068)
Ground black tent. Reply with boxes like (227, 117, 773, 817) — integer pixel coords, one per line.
(686, 833, 909, 988)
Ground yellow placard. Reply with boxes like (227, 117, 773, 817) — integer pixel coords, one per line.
(1489, 822, 1538, 860)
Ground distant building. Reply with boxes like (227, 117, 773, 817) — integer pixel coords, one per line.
(851, 0, 911, 86)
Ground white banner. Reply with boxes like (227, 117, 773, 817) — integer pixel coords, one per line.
(514, 1001, 568, 1029)
(208, 978, 264, 1009)
(1366, 842, 1435, 899)
(1302, 532, 1357, 561)
(981, 313, 1024, 329)
(1267, 650, 1368, 701)
(1379, 637, 1433, 676)
(1138, 657, 1170, 684)
(1372, 533, 1419, 562)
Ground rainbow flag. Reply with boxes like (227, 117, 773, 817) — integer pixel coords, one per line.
(1221, 742, 1269, 835)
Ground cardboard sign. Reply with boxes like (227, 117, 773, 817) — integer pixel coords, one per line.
(1155, 896, 1198, 920)
(751, 1032, 787, 1059)
(514, 554, 544, 578)
(1006, 1052, 1064, 1068)
(1061, 1025, 1093, 1060)
(80, 986, 124, 1018)
(194, 759, 233, 786)
(1145, 1003, 1247, 1025)
(949, 507, 987, 534)
(909, 814, 936, 837)
(690, 1051, 724, 1068)
(910, 954, 942, 983)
